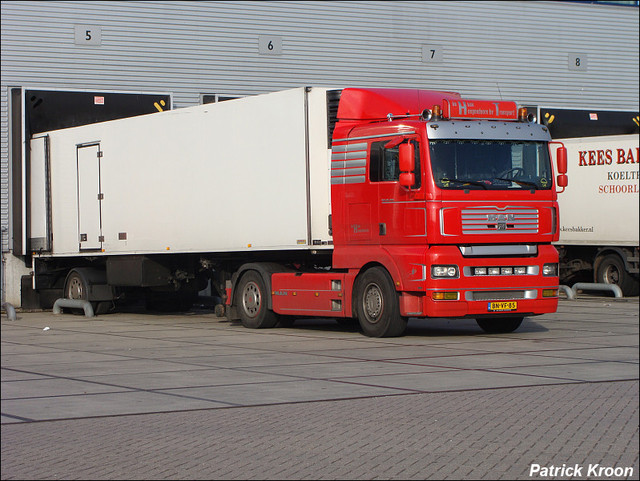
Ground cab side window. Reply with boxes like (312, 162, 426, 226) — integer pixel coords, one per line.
(370, 140, 421, 187)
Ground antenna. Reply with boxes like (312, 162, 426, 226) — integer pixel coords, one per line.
(496, 82, 503, 100)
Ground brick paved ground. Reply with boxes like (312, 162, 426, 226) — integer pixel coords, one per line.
(1, 381, 638, 480)
(2, 297, 638, 479)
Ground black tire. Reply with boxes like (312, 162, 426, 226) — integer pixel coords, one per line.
(354, 267, 407, 337)
(94, 301, 113, 315)
(235, 271, 278, 329)
(64, 269, 112, 316)
(476, 317, 523, 333)
(65, 271, 88, 301)
(595, 254, 639, 297)
(64, 270, 92, 315)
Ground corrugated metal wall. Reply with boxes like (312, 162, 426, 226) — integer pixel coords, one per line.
(1, 0, 639, 259)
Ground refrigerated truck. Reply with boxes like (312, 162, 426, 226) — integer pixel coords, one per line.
(26, 86, 567, 336)
(555, 134, 639, 296)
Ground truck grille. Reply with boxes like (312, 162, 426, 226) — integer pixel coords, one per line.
(461, 207, 538, 234)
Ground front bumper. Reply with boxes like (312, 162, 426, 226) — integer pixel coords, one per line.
(399, 244, 559, 318)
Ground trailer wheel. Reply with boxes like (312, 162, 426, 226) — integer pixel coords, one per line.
(595, 254, 639, 297)
(64, 270, 110, 315)
(236, 271, 278, 329)
(354, 267, 407, 337)
(476, 317, 523, 333)
(65, 271, 87, 302)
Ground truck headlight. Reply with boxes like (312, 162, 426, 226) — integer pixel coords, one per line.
(431, 265, 459, 278)
(542, 263, 558, 276)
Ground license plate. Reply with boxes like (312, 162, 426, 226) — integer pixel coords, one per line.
(488, 301, 517, 312)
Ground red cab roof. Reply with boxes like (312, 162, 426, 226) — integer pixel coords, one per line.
(337, 88, 462, 121)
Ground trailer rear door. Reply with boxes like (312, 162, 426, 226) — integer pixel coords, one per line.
(76, 143, 103, 251)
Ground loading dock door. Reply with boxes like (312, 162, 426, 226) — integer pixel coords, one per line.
(77, 143, 103, 251)
(29, 135, 51, 252)
(11, 87, 172, 256)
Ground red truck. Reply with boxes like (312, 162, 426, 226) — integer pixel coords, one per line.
(27, 87, 567, 337)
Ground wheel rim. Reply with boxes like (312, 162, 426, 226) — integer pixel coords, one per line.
(242, 281, 261, 319)
(362, 282, 383, 323)
(67, 276, 84, 299)
(603, 264, 620, 285)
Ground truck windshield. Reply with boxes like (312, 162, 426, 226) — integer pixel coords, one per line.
(429, 140, 552, 190)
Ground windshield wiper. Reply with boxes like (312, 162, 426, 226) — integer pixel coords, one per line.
(440, 178, 488, 190)
(494, 177, 539, 189)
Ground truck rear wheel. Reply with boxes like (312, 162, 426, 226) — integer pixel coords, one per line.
(476, 317, 523, 333)
(236, 271, 278, 329)
(354, 267, 407, 337)
(595, 254, 639, 297)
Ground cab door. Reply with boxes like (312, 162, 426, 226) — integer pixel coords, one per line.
(332, 139, 378, 245)
(373, 138, 427, 245)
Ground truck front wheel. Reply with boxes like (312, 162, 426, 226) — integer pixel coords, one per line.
(354, 267, 407, 338)
(595, 254, 639, 297)
(236, 271, 278, 329)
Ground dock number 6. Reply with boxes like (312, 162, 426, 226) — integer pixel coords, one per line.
(259, 35, 282, 55)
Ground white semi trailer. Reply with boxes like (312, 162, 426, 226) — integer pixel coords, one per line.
(29, 87, 334, 312)
(555, 134, 639, 296)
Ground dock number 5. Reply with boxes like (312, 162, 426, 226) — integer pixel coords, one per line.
(74, 25, 102, 45)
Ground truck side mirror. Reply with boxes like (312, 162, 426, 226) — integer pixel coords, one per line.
(556, 146, 567, 174)
(557, 174, 568, 188)
(399, 142, 415, 172)
(400, 172, 415, 188)
(556, 145, 568, 192)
